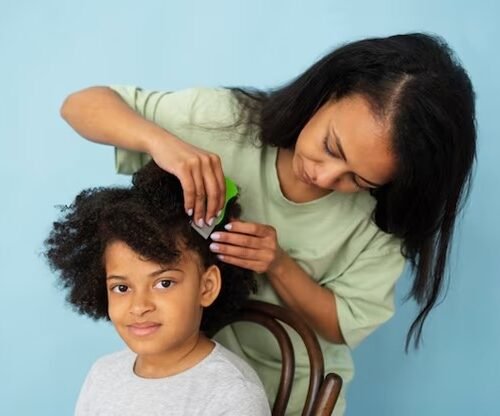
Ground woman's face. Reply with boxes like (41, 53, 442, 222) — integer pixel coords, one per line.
(293, 93, 397, 193)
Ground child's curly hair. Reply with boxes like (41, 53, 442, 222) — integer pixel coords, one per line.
(44, 161, 256, 334)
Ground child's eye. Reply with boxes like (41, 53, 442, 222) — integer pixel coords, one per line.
(111, 284, 129, 294)
(154, 280, 174, 289)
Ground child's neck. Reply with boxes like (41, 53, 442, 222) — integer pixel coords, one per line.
(133, 334, 215, 379)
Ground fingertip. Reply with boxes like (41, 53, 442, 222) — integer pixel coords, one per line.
(205, 203, 218, 225)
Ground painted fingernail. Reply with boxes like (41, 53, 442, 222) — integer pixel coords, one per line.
(209, 243, 220, 251)
(207, 217, 215, 226)
(187, 209, 193, 216)
(211, 232, 221, 240)
(224, 223, 232, 230)
(217, 254, 225, 260)
(197, 218, 204, 227)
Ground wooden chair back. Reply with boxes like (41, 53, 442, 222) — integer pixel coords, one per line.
(216, 300, 343, 416)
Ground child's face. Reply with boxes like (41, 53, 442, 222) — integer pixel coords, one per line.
(104, 240, 219, 358)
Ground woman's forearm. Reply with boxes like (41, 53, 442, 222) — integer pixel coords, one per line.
(267, 253, 345, 344)
(60, 86, 172, 154)
(62, 86, 228, 224)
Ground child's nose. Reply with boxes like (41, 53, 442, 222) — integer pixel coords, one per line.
(129, 292, 155, 316)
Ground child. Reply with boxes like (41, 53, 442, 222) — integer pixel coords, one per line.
(44, 161, 271, 416)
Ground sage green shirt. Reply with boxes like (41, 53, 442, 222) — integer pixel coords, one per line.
(110, 86, 405, 416)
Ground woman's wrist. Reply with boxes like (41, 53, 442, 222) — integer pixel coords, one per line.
(267, 248, 291, 282)
(143, 127, 176, 156)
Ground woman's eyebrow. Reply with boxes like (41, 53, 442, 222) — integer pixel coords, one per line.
(330, 125, 383, 188)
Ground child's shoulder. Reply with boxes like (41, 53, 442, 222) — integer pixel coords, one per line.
(89, 349, 135, 376)
(196, 343, 270, 414)
(202, 342, 264, 388)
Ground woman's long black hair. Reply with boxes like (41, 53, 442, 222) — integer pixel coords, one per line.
(229, 33, 477, 350)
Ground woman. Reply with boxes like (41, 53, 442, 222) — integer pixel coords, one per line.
(60, 33, 476, 415)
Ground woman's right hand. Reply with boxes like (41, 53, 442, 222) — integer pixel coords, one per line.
(61, 87, 225, 226)
(147, 133, 226, 227)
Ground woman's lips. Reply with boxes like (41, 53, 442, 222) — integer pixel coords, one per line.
(296, 156, 316, 186)
(302, 168, 314, 185)
(128, 322, 161, 337)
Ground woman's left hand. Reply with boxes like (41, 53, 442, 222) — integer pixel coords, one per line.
(209, 220, 286, 274)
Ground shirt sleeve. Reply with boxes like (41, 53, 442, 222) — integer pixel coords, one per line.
(326, 231, 405, 349)
(108, 85, 237, 175)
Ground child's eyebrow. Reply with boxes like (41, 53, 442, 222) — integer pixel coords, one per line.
(149, 267, 182, 276)
(106, 267, 182, 281)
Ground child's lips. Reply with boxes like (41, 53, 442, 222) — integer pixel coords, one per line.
(127, 322, 162, 337)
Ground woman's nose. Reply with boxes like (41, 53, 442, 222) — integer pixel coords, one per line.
(316, 161, 348, 188)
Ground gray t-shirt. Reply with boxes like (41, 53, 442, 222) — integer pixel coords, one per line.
(75, 342, 271, 416)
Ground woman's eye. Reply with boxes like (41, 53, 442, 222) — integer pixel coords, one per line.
(323, 137, 337, 157)
(155, 280, 173, 289)
(111, 284, 129, 294)
(351, 175, 371, 191)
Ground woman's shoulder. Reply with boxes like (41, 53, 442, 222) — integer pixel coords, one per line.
(325, 190, 378, 230)
(338, 191, 402, 253)
(348, 190, 377, 217)
(184, 86, 234, 99)
(109, 84, 241, 127)
(182, 86, 242, 124)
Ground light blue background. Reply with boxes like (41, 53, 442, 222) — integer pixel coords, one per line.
(1, 1, 499, 415)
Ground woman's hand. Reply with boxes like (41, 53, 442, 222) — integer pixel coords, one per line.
(148, 133, 226, 226)
(210, 220, 345, 343)
(208, 220, 287, 275)
(61, 87, 225, 226)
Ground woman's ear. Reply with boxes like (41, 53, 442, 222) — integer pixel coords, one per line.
(199, 265, 221, 307)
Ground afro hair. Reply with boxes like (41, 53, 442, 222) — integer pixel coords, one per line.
(44, 161, 256, 334)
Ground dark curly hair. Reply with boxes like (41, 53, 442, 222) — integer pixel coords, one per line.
(44, 161, 256, 334)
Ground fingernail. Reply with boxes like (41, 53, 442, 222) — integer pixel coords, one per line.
(217, 210, 223, 217)
(224, 223, 232, 230)
(217, 254, 225, 260)
(197, 219, 204, 227)
(187, 209, 193, 216)
(209, 243, 220, 251)
(207, 217, 215, 226)
(211, 232, 221, 240)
